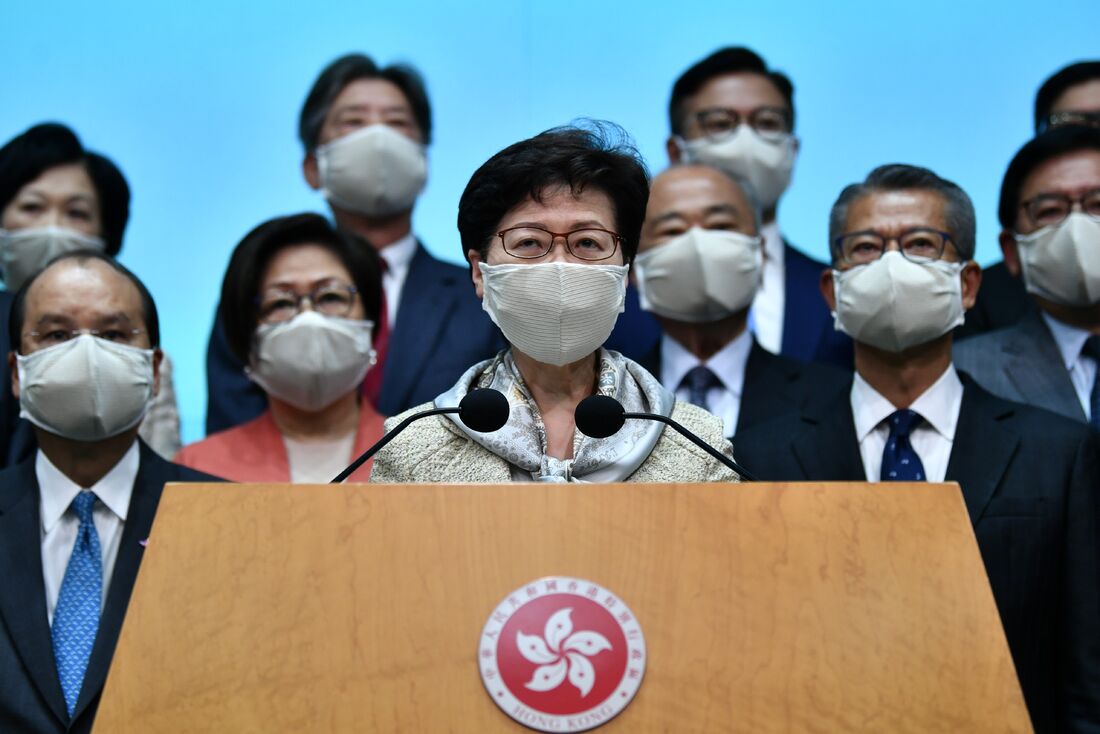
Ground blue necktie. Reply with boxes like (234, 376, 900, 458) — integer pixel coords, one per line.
(880, 409, 926, 482)
(1082, 335, 1100, 429)
(52, 491, 102, 717)
(683, 365, 721, 412)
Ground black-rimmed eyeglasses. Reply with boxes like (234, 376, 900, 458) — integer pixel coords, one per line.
(834, 228, 956, 266)
(496, 226, 622, 261)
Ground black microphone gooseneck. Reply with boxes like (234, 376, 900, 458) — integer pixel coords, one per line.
(574, 394, 758, 481)
(330, 388, 510, 483)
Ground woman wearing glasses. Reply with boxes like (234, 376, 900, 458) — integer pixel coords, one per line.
(175, 213, 384, 482)
(370, 124, 739, 483)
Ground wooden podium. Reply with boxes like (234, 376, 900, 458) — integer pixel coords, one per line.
(93, 482, 1031, 732)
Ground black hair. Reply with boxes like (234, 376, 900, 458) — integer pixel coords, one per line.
(1034, 61, 1100, 132)
(668, 47, 795, 136)
(218, 212, 384, 365)
(828, 164, 976, 261)
(0, 123, 130, 255)
(457, 122, 650, 265)
(9, 250, 159, 353)
(298, 53, 433, 151)
(998, 125, 1100, 230)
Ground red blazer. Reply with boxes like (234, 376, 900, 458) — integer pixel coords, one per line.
(175, 404, 385, 483)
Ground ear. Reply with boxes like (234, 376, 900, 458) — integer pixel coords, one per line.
(666, 136, 682, 164)
(791, 134, 801, 156)
(468, 250, 485, 299)
(960, 261, 983, 311)
(999, 229, 1022, 278)
(9, 351, 18, 401)
(151, 348, 163, 398)
(819, 267, 837, 312)
(302, 153, 321, 191)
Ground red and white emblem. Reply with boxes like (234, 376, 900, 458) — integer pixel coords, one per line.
(478, 576, 646, 732)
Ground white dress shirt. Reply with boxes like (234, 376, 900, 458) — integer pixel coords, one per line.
(1040, 310, 1097, 419)
(748, 221, 785, 354)
(378, 232, 418, 328)
(38, 442, 139, 625)
(851, 365, 963, 483)
(661, 328, 753, 437)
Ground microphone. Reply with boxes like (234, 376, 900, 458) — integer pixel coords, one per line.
(574, 395, 757, 481)
(330, 388, 510, 483)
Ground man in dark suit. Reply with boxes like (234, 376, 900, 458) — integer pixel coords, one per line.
(958, 59, 1100, 339)
(608, 47, 852, 369)
(205, 53, 502, 432)
(631, 163, 847, 438)
(955, 126, 1100, 424)
(735, 164, 1100, 732)
(0, 253, 219, 733)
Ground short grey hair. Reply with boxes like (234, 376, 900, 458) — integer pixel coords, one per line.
(669, 162, 763, 232)
(828, 164, 976, 262)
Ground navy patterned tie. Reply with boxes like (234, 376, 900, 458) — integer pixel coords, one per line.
(1082, 335, 1100, 429)
(682, 365, 721, 412)
(880, 409, 926, 482)
(52, 491, 102, 716)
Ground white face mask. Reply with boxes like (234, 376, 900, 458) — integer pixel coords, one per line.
(316, 124, 427, 218)
(676, 127, 796, 210)
(478, 261, 628, 366)
(634, 227, 763, 323)
(832, 251, 966, 353)
(0, 226, 106, 292)
(16, 334, 155, 442)
(247, 310, 375, 412)
(1015, 212, 1100, 307)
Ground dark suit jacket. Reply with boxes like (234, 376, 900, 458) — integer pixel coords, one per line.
(954, 310, 1085, 424)
(637, 338, 850, 438)
(0, 441, 220, 734)
(734, 377, 1100, 733)
(605, 241, 853, 369)
(955, 260, 1033, 341)
(205, 243, 504, 433)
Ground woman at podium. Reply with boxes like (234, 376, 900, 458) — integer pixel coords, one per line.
(176, 213, 386, 482)
(370, 124, 739, 483)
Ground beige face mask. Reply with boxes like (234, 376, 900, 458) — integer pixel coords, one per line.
(633, 227, 763, 323)
(0, 226, 106, 292)
(676, 127, 796, 210)
(1016, 212, 1100, 307)
(16, 334, 154, 441)
(478, 261, 628, 366)
(247, 310, 376, 411)
(316, 124, 427, 218)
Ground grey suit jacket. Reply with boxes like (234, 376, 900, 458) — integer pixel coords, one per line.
(953, 310, 1086, 423)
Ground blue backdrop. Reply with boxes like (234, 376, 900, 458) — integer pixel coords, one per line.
(3, 0, 1097, 443)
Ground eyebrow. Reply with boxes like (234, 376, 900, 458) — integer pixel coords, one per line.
(333, 103, 411, 116)
(33, 311, 134, 327)
(508, 220, 610, 230)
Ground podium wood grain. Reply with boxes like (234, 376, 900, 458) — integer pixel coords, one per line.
(94, 482, 1030, 733)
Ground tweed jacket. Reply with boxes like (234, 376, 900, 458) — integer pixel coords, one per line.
(369, 400, 740, 483)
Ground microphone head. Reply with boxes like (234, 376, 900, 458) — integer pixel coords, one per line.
(574, 395, 626, 438)
(458, 388, 510, 433)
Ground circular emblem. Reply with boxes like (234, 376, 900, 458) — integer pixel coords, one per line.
(478, 576, 646, 732)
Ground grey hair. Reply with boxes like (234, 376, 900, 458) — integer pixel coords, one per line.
(828, 164, 976, 262)
(669, 162, 764, 232)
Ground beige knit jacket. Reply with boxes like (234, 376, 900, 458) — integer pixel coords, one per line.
(369, 400, 741, 483)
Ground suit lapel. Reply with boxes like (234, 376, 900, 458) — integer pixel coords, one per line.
(380, 244, 458, 412)
(737, 341, 799, 435)
(999, 311, 1084, 421)
(71, 442, 169, 720)
(945, 382, 1018, 524)
(789, 387, 865, 481)
(0, 459, 69, 725)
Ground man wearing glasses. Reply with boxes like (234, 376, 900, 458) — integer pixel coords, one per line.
(613, 47, 852, 369)
(734, 163, 1100, 733)
(954, 126, 1100, 425)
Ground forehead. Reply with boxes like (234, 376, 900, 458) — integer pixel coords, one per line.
(1051, 79, 1100, 113)
(498, 186, 616, 228)
(648, 166, 748, 215)
(845, 189, 947, 232)
(1020, 149, 1100, 199)
(15, 162, 97, 200)
(25, 260, 143, 325)
(260, 243, 352, 288)
(686, 72, 787, 113)
(328, 78, 412, 118)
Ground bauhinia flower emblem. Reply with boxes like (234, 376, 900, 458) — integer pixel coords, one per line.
(517, 608, 612, 697)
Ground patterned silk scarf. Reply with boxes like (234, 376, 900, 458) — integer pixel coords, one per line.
(437, 348, 674, 482)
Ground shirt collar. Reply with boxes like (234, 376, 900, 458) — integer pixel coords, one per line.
(660, 327, 753, 396)
(378, 232, 418, 273)
(760, 221, 785, 267)
(851, 364, 963, 442)
(1040, 310, 1092, 369)
(38, 441, 140, 534)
